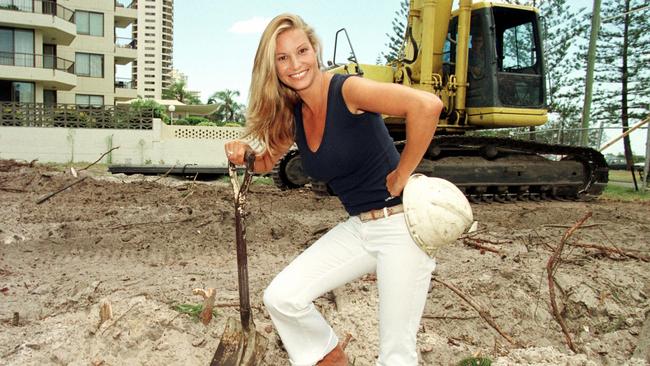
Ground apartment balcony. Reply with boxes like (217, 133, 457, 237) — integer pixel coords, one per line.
(114, 77, 137, 100)
(114, 0, 137, 28)
(0, 0, 76, 45)
(114, 37, 137, 65)
(0, 52, 76, 90)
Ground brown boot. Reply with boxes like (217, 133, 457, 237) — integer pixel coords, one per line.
(316, 344, 348, 366)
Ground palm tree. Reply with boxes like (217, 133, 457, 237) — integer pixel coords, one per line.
(207, 89, 245, 123)
(162, 80, 201, 105)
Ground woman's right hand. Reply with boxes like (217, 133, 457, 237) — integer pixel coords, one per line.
(224, 140, 254, 166)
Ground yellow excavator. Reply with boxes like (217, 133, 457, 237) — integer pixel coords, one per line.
(273, 0, 609, 201)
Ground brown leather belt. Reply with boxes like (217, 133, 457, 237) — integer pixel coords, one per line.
(358, 204, 404, 222)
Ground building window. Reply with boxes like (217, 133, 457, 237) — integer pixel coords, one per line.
(144, 88, 155, 92)
(0, 0, 34, 11)
(0, 28, 34, 67)
(75, 53, 103, 77)
(76, 11, 104, 36)
(44, 90, 57, 105)
(0, 81, 34, 103)
(75, 94, 104, 106)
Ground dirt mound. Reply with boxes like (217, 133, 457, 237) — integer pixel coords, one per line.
(1, 161, 648, 365)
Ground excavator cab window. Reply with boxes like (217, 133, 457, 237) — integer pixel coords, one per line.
(493, 6, 545, 108)
(466, 13, 492, 107)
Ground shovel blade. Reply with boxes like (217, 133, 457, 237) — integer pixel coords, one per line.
(210, 317, 269, 366)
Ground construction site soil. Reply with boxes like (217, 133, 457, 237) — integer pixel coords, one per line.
(1, 159, 649, 366)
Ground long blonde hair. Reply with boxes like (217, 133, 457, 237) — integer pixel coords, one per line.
(245, 13, 323, 155)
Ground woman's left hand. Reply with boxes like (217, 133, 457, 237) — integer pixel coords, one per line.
(386, 169, 409, 198)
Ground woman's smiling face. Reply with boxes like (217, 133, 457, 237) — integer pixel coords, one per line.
(275, 28, 318, 92)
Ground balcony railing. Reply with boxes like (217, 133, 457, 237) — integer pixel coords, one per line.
(0, 52, 74, 73)
(115, 77, 136, 89)
(0, 0, 75, 23)
(0, 102, 154, 129)
(116, 37, 137, 49)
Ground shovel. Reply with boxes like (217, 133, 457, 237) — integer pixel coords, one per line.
(210, 150, 268, 366)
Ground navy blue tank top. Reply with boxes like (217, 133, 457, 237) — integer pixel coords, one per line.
(294, 74, 402, 216)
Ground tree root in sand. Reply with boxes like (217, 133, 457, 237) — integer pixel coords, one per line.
(432, 277, 517, 346)
(546, 211, 592, 353)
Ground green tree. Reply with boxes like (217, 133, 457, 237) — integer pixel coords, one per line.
(592, 0, 649, 185)
(129, 98, 169, 124)
(162, 80, 201, 105)
(207, 89, 245, 124)
(380, 0, 409, 64)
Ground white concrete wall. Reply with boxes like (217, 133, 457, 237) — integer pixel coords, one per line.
(0, 119, 245, 166)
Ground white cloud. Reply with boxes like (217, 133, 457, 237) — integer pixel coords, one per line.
(228, 16, 271, 34)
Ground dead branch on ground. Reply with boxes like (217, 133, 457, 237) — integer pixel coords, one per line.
(78, 146, 120, 172)
(35, 176, 88, 204)
(109, 214, 208, 229)
(153, 164, 177, 182)
(178, 172, 199, 205)
(35, 147, 119, 204)
(570, 242, 649, 262)
(100, 302, 140, 335)
(546, 212, 592, 353)
(432, 277, 517, 345)
(542, 223, 603, 229)
(462, 238, 502, 254)
(0, 187, 26, 193)
(213, 302, 264, 312)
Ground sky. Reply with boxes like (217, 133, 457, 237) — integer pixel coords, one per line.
(166, 0, 646, 156)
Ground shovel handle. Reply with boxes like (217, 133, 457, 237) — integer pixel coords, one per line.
(228, 148, 256, 331)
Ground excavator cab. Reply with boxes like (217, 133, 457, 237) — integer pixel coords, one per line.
(445, 3, 547, 127)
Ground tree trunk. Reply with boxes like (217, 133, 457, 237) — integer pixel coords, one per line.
(621, 0, 638, 190)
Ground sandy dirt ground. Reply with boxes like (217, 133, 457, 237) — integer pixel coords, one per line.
(1, 159, 649, 366)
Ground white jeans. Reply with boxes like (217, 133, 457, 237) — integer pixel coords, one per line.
(263, 213, 436, 366)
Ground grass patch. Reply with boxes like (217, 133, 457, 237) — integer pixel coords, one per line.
(172, 303, 218, 321)
(602, 185, 650, 201)
(253, 176, 274, 185)
(608, 169, 643, 183)
(457, 356, 492, 366)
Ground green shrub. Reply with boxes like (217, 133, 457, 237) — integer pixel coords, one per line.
(197, 121, 218, 126)
(129, 98, 170, 124)
(183, 116, 210, 125)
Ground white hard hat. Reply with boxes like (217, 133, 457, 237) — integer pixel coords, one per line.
(403, 174, 473, 256)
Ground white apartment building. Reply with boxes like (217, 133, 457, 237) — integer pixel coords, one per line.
(131, 0, 173, 100)
(0, 0, 138, 105)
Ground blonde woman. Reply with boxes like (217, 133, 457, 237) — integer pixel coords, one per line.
(225, 13, 442, 366)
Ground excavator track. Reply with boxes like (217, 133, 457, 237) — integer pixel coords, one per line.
(272, 136, 609, 203)
(414, 136, 608, 202)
